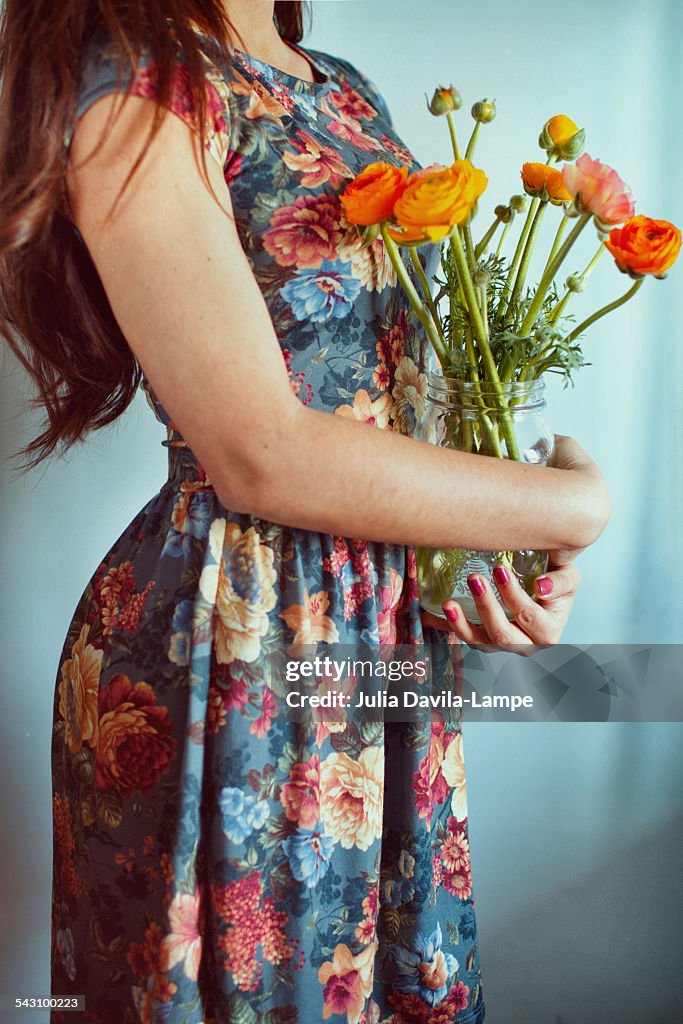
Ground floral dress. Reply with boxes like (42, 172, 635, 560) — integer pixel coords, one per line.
(52, 24, 485, 1024)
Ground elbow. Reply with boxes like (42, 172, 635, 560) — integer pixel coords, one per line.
(213, 457, 279, 518)
(577, 477, 612, 548)
(211, 403, 303, 517)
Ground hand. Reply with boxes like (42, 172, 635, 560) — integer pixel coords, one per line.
(420, 561, 581, 651)
(547, 434, 611, 565)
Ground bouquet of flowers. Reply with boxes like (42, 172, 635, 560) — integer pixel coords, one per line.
(340, 87, 681, 617)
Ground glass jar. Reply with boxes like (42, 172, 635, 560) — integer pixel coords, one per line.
(414, 371, 554, 622)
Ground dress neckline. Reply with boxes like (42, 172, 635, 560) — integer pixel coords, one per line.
(186, 22, 335, 95)
(232, 41, 333, 93)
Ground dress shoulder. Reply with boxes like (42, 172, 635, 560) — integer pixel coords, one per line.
(306, 48, 395, 128)
(65, 26, 233, 170)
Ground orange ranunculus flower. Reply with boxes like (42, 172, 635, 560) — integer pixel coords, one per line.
(539, 115, 585, 159)
(340, 162, 409, 226)
(605, 216, 682, 278)
(521, 162, 572, 204)
(545, 115, 578, 146)
(390, 160, 488, 243)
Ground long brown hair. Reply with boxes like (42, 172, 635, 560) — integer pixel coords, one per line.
(0, 1, 310, 473)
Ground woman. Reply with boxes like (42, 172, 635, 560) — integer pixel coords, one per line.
(0, 1, 609, 1021)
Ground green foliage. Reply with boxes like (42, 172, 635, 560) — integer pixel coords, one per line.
(433, 239, 589, 385)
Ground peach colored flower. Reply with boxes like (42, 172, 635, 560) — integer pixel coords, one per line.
(199, 519, 277, 665)
(229, 69, 289, 124)
(337, 224, 397, 293)
(279, 588, 340, 645)
(159, 890, 203, 981)
(334, 389, 393, 428)
(605, 215, 681, 278)
(319, 747, 384, 851)
(562, 153, 635, 227)
(59, 623, 102, 753)
(391, 356, 428, 435)
(283, 130, 353, 189)
(318, 940, 378, 1023)
(441, 731, 468, 821)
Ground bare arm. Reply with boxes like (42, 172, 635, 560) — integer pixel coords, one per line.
(67, 95, 610, 553)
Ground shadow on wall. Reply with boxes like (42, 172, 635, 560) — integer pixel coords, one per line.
(477, 816, 683, 1024)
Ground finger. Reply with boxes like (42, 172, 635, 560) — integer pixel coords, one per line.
(490, 564, 556, 642)
(464, 575, 532, 647)
(421, 609, 462, 640)
(440, 601, 491, 648)
(532, 562, 581, 601)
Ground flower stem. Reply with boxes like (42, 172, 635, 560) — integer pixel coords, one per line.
(519, 213, 591, 336)
(508, 200, 548, 319)
(565, 278, 644, 343)
(475, 216, 502, 260)
(495, 219, 512, 258)
(497, 197, 540, 322)
(463, 224, 477, 273)
(546, 215, 569, 266)
(548, 244, 606, 323)
(449, 228, 521, 460)
(446, 112, 461, 161)
(409, 247, 448, 352)
(380, 224, 449, 367)
(465, 122, 481, 162)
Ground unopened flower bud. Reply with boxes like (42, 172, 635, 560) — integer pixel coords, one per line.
(471, 99, 496, 124)
(360, 223, 381, 246)
(566, 272, 586, 292)
(428, 85, 462, 116)
(473, 269, 490, 289)
(494, 204, 513, 223)
(509, 194, 528, 213)
(538, 115, 585, 160)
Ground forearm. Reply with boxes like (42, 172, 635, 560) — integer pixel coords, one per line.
(222, 400, 606, 551)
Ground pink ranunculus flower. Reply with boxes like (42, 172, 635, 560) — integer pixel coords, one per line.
(562, 153, 635, 228)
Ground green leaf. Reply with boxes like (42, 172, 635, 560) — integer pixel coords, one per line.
(225, 992, 258, 1024)
(261, 1008, 298, 1024)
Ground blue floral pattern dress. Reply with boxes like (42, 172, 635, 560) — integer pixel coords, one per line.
(52, 24, 485, 1024)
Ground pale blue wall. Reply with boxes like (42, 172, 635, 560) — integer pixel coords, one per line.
(1, 1, 681, 1019)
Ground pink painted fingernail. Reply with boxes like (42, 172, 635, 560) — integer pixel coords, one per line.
(493, 566, 510, 587)
(536, 576, 553, 596)
(443, 605, 458, 623)
(468, 576, 486, 597)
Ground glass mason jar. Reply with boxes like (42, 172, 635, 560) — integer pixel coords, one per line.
(414, 371, 554, 622)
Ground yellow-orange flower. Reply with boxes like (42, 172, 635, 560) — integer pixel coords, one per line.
(539, 115, 585, 159)
(605, 215, 681, 279)
(59, 623, 102, 753)
(521, 162, 572, 204)
(340, 162, 409, 226)
(545, 115, 579, 147)
(390, 160, 488, 243)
